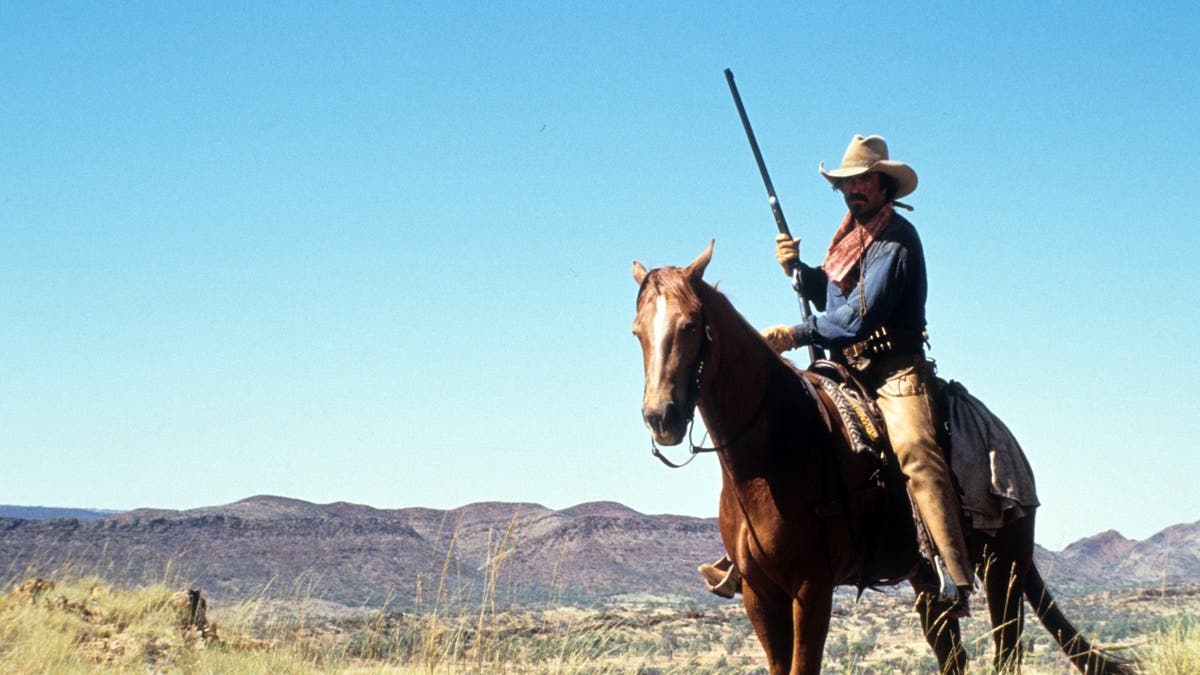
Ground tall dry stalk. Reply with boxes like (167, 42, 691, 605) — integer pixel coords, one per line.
(473, 505, 521, 669)
(423, 510, 464, 672)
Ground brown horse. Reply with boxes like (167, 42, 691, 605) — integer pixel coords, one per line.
(631, 241, 1134, 675)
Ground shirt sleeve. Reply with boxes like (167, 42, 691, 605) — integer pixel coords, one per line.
(798, 262, 829, 312)
(794, 238, 910, 349)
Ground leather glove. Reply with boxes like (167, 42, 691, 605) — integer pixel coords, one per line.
(761, 325, 798, 354)
(774, 233, 801, 275)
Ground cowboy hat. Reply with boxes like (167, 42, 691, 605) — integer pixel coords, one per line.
(819, 134, 917, 199)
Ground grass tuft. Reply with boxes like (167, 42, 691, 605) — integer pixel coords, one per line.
(1136, 615, 1200, 675)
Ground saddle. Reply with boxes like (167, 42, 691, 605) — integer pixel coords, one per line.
(804, 360, 887, 460)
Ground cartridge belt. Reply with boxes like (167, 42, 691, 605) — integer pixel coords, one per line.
(843, 326, 928, 370)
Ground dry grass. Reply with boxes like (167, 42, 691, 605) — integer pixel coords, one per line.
(2, 519, 1197, 675)
(0, 574, 205, 673)
(2, 572, 1198, 674)
(1134, 614, 1200, 675)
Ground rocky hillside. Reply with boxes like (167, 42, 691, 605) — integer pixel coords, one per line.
(0, 496, 724, 608)
(2, 496, 1195, 609)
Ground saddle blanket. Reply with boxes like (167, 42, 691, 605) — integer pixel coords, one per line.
(810, 370, 1040, 533)
(941, 379, 1040, 532)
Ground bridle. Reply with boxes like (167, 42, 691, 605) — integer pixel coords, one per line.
(648, 310, 770, 469)
(648, 312, 712, 468)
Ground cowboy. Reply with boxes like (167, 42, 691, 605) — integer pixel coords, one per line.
(757, 134, 973, 613)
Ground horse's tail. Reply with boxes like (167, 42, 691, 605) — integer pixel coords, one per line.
(1023, 564, 1137, 674)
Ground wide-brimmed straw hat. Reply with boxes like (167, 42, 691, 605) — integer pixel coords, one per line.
(819, 134, 917, 199)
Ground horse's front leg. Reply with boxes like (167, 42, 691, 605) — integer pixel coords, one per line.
(790, 578, 833, 674)
(742, 581, 795, 675)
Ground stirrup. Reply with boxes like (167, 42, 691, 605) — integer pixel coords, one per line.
(933, 555, 958, 604)
(933, 555, 971, 618)
(698, 555, 742, 599)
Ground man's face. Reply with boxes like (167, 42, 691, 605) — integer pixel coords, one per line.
(839, 172, 887, 221)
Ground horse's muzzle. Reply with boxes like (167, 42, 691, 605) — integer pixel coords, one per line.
(642, 399, 688, 446)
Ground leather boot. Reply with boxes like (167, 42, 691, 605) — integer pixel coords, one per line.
(698, 555, 741, 598)
(873, 360, 974, 591)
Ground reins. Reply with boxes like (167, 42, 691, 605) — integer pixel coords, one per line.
(649, 386, 770, 468)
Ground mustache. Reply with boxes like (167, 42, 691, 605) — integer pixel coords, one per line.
(847, 193, 868, 202)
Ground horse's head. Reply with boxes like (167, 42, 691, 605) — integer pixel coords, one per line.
(631, 240, 713, 446)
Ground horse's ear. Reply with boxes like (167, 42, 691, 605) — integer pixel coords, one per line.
(686, 239, 714, 281)
(632, 261, 648, 285)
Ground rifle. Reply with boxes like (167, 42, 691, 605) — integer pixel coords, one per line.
(724, 68, 823, 363)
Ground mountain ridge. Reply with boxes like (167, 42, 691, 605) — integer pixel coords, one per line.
(2, 497, 1196, 609)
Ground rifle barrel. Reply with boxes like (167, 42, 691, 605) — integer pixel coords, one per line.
(724, 68, 823, 363)
(724, 69, 790, 237)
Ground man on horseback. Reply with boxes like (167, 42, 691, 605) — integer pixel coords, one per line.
(637, 145, 1131, 672)
(760, 134, 973, 615)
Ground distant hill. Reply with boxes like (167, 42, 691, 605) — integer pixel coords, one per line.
(1, 496, 1196, 609)
(0, 506, 121, 521)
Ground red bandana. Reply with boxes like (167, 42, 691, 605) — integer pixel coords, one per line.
(821, 202, 895, 292)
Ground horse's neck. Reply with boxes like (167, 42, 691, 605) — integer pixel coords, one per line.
(697, 286, 821, 451)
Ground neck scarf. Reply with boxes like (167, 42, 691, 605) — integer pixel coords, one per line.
(821, 202, 895, 292)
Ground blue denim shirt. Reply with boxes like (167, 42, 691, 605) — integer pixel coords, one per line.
(794, 212, 927, 349)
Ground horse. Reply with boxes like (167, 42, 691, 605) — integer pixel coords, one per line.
(631, 241, 1134, 674)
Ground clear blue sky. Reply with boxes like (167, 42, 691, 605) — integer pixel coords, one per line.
(2, 2, 1197, 549)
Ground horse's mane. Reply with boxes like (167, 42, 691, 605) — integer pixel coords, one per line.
(694, 278, 816, 399)
(694, 279, 780, 360)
